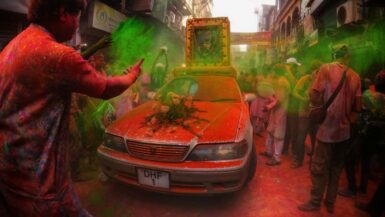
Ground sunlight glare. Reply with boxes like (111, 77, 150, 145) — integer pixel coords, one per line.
(212, 0, 275, 32)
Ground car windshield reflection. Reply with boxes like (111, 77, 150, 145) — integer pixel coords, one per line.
(156, 76, 241, 102)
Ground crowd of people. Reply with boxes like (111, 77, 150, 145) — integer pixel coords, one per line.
(0, 0, 384, 217)
(240, 46, 385, 216)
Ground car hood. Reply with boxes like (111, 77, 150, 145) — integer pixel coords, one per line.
(106, 101, 242, 145)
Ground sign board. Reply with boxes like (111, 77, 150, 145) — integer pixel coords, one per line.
(185, 17, 231, 67)
(91, 1, 127, 33)
(231, 32, 272, 47)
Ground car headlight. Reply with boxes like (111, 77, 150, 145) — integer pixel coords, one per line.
(103, 133, 127, 152)
(187, 140, 248, 161)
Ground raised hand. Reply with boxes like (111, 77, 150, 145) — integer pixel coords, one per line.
(123, 58, 144, 76)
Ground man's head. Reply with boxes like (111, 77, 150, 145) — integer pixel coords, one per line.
(154, 63, 165, 73)
(286, 57, 301, 67)
(28, 0, 87, 42)
(286, 57, 301, 75)
(197, 30, 214, 52)
(332, 44, 350, 62)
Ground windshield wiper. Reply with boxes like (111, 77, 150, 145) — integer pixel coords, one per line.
(210, 98, 237, 102)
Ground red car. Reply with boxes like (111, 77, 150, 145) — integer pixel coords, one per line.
(98, 66, 257, 194)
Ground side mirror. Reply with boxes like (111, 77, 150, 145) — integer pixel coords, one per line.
(243, 93, 256, 102)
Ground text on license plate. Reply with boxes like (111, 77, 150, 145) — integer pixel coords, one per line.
(137, 168, 170, 189)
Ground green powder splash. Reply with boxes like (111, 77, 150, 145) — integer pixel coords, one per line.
(108, 15, 184, 76)
(295, 18, 385, 79)
(86, 15, 185, 137)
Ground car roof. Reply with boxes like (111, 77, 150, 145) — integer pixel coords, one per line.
(172, 66, 237, 78)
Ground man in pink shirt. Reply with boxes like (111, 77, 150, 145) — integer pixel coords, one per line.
(0, 0, 143, 216)
(298, 45, 361, 214)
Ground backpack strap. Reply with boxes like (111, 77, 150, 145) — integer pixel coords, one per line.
(323, 67, 348, 109)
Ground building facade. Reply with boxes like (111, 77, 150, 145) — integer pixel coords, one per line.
(301, 0, 385, 77)
(259, 4, 276, 32)
(271, 0, 302, 60)
(193, 0, 213, 18)
(259, 0, 385, 77)
(82, 0, 196, 44)
(0, 0, 206, 49)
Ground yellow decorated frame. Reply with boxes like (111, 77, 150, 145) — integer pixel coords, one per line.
(185, 17, 230, 67)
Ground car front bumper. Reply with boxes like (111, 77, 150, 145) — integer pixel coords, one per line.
(97, 145, 250, 194)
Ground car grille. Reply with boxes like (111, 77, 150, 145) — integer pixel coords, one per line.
(126, 141, 189, 162)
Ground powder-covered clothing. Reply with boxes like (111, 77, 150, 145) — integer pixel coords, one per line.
(266, 76, 291, 139)
(311, 62, 361, 143)
(293, 74, 312, 117)
(0, 24, 107, 216)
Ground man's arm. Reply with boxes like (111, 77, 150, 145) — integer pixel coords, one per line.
(293, 75, 310, 102)
(309, 89, 323, 106)
(309, 64, 327, 106)
(100, 60, 142, 99)
(57, 49, 143, 100)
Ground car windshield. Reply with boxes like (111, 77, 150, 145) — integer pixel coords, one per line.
(157, 76, 241, 102)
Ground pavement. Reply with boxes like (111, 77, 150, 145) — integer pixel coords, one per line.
(75, 133, 374, 217)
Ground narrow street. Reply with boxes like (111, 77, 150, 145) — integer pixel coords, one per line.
(2, 1, 385, 216)
(76, 134, 372, 217)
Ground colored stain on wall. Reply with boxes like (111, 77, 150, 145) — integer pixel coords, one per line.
(298, 19, 385, 79)
(108, 15, 184, 76)
(109, 17, 156, 75)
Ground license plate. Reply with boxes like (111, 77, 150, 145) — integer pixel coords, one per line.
(137, 168, 170, 189)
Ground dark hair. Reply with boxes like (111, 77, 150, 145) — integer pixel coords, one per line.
(28, 0, 86, 23)
(375, 70, 385, 94)
(333, 45, 349, 60)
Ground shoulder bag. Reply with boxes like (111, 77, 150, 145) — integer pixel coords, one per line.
(309, 67, 347, 125)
